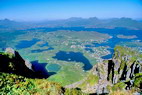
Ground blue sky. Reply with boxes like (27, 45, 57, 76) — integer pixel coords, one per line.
(0, 0, 142, 21)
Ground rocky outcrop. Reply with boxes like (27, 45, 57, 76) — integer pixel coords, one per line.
(73, 46, 142, 94)
(109, 46, 142, 87)
(0, 48, 87, 95)
(1, 47, 141, 94)
(0, 48, 38, 78)
(97, 46, 142, 93)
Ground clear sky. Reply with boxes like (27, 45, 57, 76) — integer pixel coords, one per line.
(0, 0, 142, 21)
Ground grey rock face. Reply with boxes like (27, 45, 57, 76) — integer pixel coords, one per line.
(25, 60, 33, 70)
(5, 47, 15, 56)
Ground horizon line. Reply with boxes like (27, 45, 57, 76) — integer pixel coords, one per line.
(0, 16, 142, 22)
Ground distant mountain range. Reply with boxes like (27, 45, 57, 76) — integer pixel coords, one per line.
(0, 19, 23, 29)
(0, 17, 142, 30)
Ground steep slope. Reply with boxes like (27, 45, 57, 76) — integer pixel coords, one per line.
(0, 48, 87, 95)
(0, 48, 37, 78)
(0, 72, 88, 95)
(67, 46, 142, 94)
(0, 46, 141, 94)
(108, 46, 142, 86)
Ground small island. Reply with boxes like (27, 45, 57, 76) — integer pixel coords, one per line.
(117, 34, 137, 39)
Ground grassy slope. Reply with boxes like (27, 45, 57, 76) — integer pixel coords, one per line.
(0, 72, 87, 95)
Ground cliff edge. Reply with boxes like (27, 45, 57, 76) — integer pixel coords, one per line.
(68, 46, 142, 94)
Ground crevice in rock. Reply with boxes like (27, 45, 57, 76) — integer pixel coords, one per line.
(134, 64, 140, 74)
(107, 60, 114, 83)
(120, 63, 127, 80)
(130, 62, 135, 79)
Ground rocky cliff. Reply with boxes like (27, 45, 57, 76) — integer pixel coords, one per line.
(108, 46, 142, 88)
(0, 46, 142, 94)
(0, 48, 86, 95)
(0, 48, 38, 78)
(70, 46, 142, 94)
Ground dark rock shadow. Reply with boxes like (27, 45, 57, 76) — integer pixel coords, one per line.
(31, 60, 56, 78)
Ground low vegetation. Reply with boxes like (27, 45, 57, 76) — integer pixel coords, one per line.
(0, 72, 87, 95)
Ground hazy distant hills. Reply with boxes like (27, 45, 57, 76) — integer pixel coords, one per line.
(0, 19, 32, 30)
(52, 17, 142, 30)
(0, 17, 142, 30)
(0, 19, 23, 29)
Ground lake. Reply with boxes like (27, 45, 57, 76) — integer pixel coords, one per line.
(53, 51, 92, 71)
(16, 38, 40, 49)
(47, 64, 61, 72)
(31, 47, 54, 53)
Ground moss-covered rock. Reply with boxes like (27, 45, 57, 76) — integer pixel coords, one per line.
(134, 73, 142, 89)
(76, 46, 142, 94)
